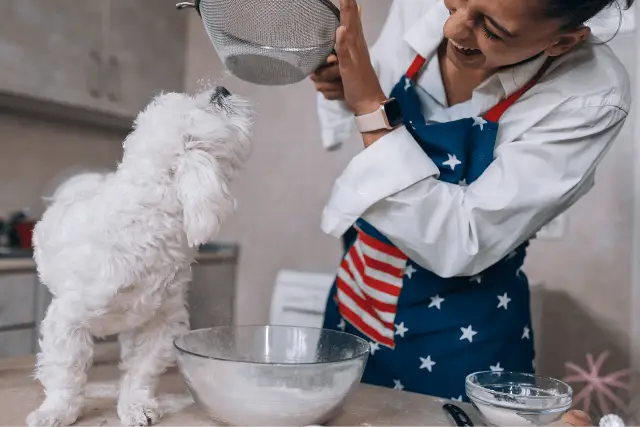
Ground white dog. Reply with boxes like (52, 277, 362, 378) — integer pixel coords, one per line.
(26, 86, 253, 427)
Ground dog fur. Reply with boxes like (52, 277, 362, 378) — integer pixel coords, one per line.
(26, 87, 253, 427)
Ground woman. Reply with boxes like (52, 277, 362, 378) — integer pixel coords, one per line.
(312, 0, 632, 402)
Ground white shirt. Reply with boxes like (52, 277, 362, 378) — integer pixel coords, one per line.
(318, 0, 631, 278)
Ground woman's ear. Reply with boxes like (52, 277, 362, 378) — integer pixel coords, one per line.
(175, 147, 234, 247)
(545, 27, 590, 57)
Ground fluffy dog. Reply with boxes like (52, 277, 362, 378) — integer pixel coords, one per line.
(26, 86, 253, 427)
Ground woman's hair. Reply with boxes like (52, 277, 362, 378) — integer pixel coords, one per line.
(545, 0, 635, 30)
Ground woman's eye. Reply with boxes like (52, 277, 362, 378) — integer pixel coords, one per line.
(482, 26, 500, 41)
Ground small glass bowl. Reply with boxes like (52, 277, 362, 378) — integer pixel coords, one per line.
(465, 371, 573, 427)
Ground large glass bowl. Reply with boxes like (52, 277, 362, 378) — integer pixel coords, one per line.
(174, 325, 370, 426)
(466, 371, 573, 426)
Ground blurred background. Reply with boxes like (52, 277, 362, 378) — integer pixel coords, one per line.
(0, 0, 637, 420)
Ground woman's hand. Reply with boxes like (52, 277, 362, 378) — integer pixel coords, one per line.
(334, 0, 387, 116)
(551, 410, 593, 427)
(310, 55, 344, 101)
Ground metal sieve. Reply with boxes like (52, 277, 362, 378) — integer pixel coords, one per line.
(177, 0, 340, 86)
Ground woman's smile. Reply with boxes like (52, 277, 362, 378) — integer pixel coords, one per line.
(447, 38, 486, 67)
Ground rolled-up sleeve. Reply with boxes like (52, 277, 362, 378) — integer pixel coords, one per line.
(321, 99, 628, 277)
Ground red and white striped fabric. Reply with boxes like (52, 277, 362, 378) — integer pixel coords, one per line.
(335, 228, 408, 348)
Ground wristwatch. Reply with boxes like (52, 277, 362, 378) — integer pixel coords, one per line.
(354, 97, 403, 133)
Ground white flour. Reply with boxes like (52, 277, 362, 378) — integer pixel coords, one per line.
(207, 384, 345, 426)
(475, 403, 534, 427)
(181, 361, 362, 426)
(474, 401, 566, 427)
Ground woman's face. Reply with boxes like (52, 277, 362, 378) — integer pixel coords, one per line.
(442, 0, 590, 71)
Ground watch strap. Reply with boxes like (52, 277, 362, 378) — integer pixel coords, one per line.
(355, 105, 390, 133)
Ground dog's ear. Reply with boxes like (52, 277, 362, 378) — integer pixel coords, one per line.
(175, 147, 233, 247)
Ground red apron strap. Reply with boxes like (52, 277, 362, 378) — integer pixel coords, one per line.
(404, 54, 553, 122)
(483, 58, 554, 123)
(406, 54, 427, 81)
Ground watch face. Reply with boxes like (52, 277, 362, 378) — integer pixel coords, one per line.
(383, 98, 403, 128)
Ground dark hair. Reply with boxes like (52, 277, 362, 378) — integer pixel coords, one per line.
(545, 0, 635, 30)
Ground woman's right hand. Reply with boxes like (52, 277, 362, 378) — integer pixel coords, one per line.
(310, 55, 345, 101)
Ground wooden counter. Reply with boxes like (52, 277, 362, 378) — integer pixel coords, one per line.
(0, 349, 482, 426)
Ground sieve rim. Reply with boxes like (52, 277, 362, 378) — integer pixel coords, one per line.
(192, 0, 341, 20)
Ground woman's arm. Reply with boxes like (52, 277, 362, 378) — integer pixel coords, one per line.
(321, 100, 628, 277)
(315, 0, 408, 150)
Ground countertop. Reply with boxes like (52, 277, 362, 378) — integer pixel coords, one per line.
(0, 345, 481, 426)
(0, 243, 239, 272)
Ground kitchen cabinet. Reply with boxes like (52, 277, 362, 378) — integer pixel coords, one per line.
(0, 0, 187, 126)
(0, 268, 41, 358)
(0, 1, 104, 112)
(104, 0, 187, 117)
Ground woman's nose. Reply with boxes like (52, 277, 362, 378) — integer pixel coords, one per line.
(443, 8, 474, 41)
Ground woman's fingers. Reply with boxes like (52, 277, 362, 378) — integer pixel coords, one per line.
(321, 90, 345, 100)
(340, 0, 358, 29)
(559, 410, 592, 427)
(335, 25, 352, 67)
(312, 61, 341, 82)
(336, 0, 366, 68)
(314, 80, 344, 94)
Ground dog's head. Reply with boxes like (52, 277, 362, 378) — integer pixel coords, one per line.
(124, 86, 253, 247)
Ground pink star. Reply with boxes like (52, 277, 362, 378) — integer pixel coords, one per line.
(563, 352, 631, 416)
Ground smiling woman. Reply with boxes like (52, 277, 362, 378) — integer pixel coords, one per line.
(312, 0, 633, 409)
(441, 0, 633, 71)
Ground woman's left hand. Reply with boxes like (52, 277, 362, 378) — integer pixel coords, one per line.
(335, 0, 387, 116)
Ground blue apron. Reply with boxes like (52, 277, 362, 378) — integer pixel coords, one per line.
(323, 53, 552, 401)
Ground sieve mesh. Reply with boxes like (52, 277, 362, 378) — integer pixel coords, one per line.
(196, 0, 340, 85)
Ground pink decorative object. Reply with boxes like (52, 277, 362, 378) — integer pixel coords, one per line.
(563, 352, 631, 416)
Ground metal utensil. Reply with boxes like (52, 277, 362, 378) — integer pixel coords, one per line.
(443, 403, 475, 426)
(177, 0, 340, 86)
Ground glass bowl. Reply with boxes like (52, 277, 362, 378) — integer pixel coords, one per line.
(465, 371, 573, 426)
(174, 325, 370, 426)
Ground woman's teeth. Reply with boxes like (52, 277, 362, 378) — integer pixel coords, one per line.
(449, 40, 481, 56)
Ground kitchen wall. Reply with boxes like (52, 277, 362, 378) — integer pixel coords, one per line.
(185, 0, 638, 386)
(525, 30, 637, 380)
(0, 114, 124, 218)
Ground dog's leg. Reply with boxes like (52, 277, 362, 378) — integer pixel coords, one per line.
(118, 331, 135, 365)
(117, 277, 190, 426)
(27, 298, 94, 427)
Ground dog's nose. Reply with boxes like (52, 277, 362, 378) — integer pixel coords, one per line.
(210, 86, 231, 104)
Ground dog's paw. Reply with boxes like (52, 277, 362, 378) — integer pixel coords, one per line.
(26, 407, 78, 427)
(117, 400, 163, 426)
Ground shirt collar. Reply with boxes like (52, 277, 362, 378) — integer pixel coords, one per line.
(403, 0, 550, 99)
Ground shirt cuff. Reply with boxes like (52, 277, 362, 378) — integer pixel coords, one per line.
(321, 126, 440, 237)
(321, 116, 353, 151)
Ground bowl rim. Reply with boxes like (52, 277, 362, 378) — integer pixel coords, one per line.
(173, 325, 371, 366)
(465, 371, 573, 402)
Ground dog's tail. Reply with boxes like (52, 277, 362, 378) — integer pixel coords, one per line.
(44, 170, 113, 206)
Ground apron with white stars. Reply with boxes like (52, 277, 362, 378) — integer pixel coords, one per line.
(323, 53, 552, 401)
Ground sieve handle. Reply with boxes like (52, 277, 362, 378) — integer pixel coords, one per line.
(175, 2, 196, 9)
